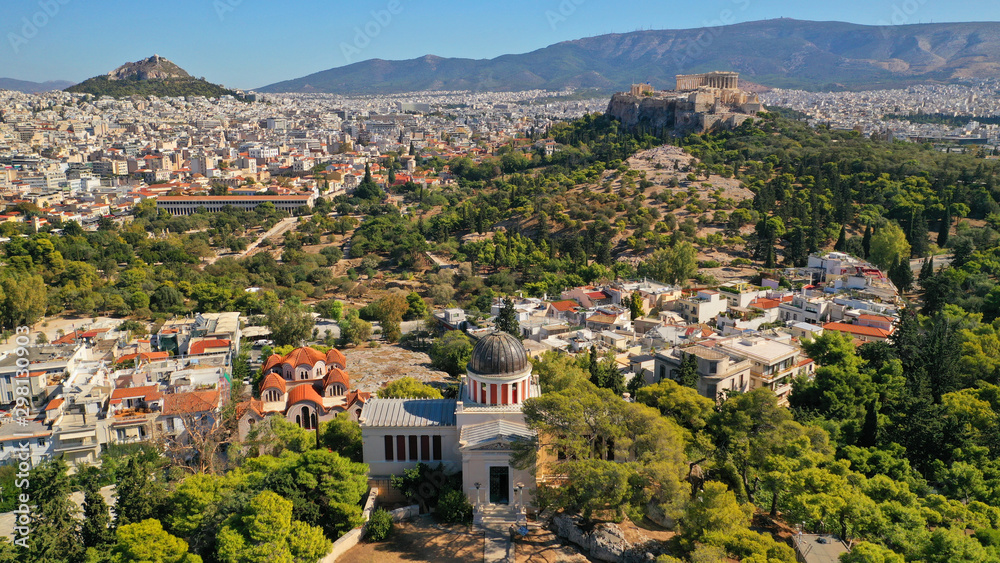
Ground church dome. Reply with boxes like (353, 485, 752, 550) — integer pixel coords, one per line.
(468, 331, 528, 377)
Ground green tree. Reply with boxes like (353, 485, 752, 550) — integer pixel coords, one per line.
(377, 376, 443, 399)
(320, 412, 364, 462)
(20, 458, 82, 563)
(677, 353, 699, 389)
(642, 242, 698, 285)
(404, 291, 428, 320)
(111, 519, 202, 563)
(629, 292, 645, 320)
(216, 491, 329, 563)
(339, 309, 372, 346)
(841, 541, 905, 563)
(81, 482, 114, 550)
(889, 258, 914, 294)
(428, 330, 473, 377)
(496, 296, 520, 337)
(869, 221, 911, 270)
(114, 456, 162, 529)
(682, 482, 753, 544)
(266, 302, 316, 347)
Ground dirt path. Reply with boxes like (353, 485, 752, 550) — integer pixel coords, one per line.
(340, 518, 483, 563)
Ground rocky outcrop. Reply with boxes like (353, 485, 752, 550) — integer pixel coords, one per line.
(551, 513, 663, 563)
(107, 55, 191, 81)
(606, 93, 677, 133)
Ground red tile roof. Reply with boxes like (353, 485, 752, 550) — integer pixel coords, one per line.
(261, 372, 286, 394)
(586, 291, 608, 299)
(324, 368, 350, 390)
(115, 351, 169, 364)
(749, 298, 780, 310)
(111, 385, 163, 401)
(282, 347, 327, 369)
(44, 398, 64, 411)
(325, 348, 346, 368)
(163, 390, 220, 415)
(189, 339, 231, 355)
(344, 390, 371, 409)
(822, 322, 892, 339)
(287, 384, 325, 408)
(236, 398, 264, 419)
(549, 300, 579, 312)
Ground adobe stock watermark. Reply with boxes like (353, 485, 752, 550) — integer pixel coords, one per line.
(877, 0, 929, 39)
(12, 326, 33, 549)
(213, 0, 243, 22)
(340, 0, 404, 64)
(8, 0, 72, 55)
(547, 0, 586, 30)
(673, 0, 750, 68)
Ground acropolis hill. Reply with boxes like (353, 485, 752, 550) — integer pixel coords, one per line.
(606, 71, 762, 134)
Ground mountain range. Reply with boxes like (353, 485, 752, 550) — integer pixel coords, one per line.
(65, 55, 241, 99)
(258, 18, 1000, 94)
(0, 78, 75, 93)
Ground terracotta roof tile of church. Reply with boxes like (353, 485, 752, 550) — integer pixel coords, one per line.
(287, 384, 325, 408)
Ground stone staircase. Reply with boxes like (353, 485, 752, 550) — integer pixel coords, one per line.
(476, 505, 522, 563)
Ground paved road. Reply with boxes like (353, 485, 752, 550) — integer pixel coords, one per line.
(909, 254, 953, 272)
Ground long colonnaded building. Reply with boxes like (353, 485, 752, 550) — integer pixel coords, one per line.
(155, 193, 316, 215)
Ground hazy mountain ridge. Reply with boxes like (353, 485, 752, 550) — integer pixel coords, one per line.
(258, 19, 1000, 94)
(0, 78, 75, 93)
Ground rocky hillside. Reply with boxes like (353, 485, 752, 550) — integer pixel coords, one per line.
(105, 54, 190, 81)
(258, 19, 1000, 93)
(66, 55, 241, 99)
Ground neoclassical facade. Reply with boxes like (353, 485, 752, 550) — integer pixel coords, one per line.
(360, 332, 538, 517)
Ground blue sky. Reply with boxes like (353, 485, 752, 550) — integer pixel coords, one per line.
(3, 0, 1000, 89)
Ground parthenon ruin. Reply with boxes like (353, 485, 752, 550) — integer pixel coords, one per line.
(675, 71, 740, 91)
(606, 71, 761, 134)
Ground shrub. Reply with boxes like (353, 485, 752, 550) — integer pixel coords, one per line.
(435, 488, 473, 524)
(365, 508, 393, 541)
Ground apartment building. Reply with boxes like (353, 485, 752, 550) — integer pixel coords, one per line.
(654, 344, 752, 402)
(715, 336, 814, 404)
(675, 290, 730, 324)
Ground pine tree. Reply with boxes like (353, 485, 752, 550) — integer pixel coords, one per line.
(114, 456, 158, 529)
(834, 224, 847, 251)
(861, 224, 872, 258)
(888, 258, 914, 295)
(496, 297, 520, 338)
(20, 458, 82, 562)
(81, 482, 114, 550)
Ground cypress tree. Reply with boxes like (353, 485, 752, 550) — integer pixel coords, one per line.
(496, 297, 520, 338)
(861, 224, 872, 258)
(834, 224, 847, 251)
(919, 256, 934, 283)
(937, 206, 951, 247)
(678, 353, 700, 389)
(114, 457, 158, 529)
(81, 482, 114, 550)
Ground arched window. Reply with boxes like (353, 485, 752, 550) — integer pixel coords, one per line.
(301, 406, 312, 429)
